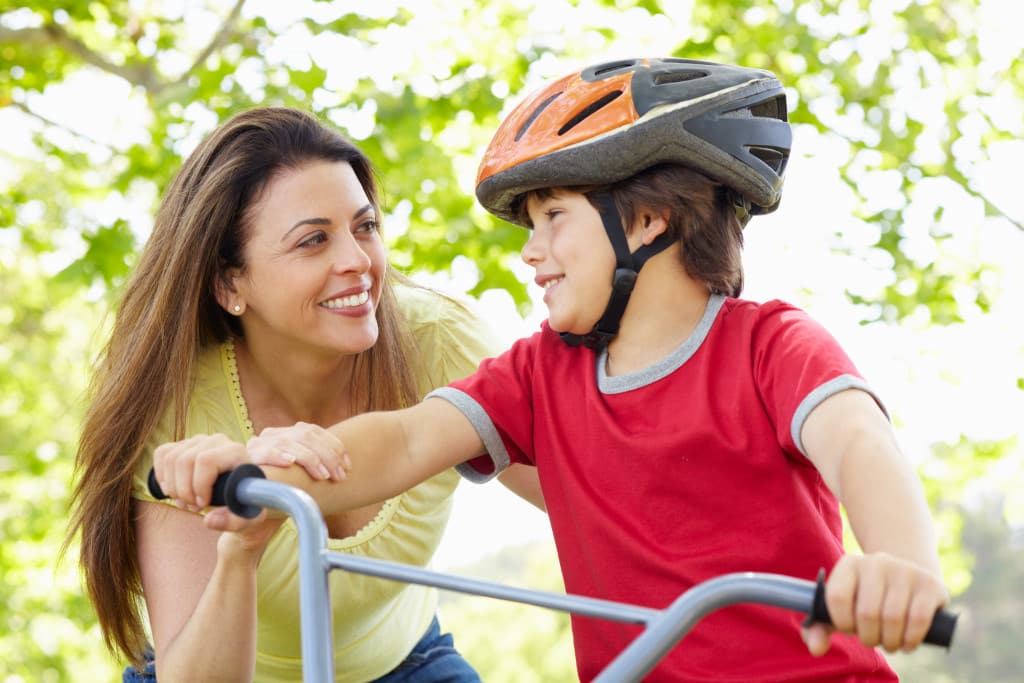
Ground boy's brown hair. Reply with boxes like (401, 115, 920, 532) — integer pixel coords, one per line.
(516, 163, 745, 297)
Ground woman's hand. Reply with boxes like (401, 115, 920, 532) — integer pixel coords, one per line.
(153, 433, 251, 509)
(247, 421, 350, 482)
(801, 552, 950, 656)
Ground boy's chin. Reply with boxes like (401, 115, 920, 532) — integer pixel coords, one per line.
(548, 319, 591, 337)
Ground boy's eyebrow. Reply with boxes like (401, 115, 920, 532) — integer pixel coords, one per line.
(281, 204, 374, 241)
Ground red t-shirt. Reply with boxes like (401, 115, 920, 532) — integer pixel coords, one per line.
(430, 295, 897, 682)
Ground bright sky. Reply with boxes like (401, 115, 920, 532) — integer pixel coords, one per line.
(3, 0, 1022, 571)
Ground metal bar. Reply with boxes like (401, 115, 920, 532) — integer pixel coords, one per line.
(232, 478, 819, 683)
(323, 552, 660, 625)
(235, 478, 335, 683)
(594, 573, 815, 683)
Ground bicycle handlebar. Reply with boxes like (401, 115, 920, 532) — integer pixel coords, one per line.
(805, 568, 957, 647)
(146, 465, 958, 651)
(147, 463, 266, 518)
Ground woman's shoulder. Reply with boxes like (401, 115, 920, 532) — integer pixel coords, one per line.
(393, 281, 470, 327)
(392, 281, 507, 384)
(152, 342, 242, 439)
(392, 281, 492, 345)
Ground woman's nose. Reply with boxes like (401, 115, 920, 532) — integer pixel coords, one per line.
(332, 232, 371, 273)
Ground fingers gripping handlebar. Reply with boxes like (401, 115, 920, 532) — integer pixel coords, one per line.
(145, 466, 958, 649)
(805, 568, 957, 647)
(146, 464, 266, 519)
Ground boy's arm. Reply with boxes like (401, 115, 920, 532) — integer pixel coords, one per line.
(497, 465, 546, 511)
(153, 397, 486, 520)
(257, 397, 487, 517)
(799, 388, 948, 654)
(801, 388, 940, 572)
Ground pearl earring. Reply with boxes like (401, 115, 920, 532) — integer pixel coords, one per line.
(233, 305, 241, 313)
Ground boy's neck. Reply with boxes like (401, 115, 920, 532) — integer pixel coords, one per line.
(604, 249, 711, 376)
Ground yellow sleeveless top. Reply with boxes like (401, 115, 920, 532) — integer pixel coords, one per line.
(132, 285, 504, 682)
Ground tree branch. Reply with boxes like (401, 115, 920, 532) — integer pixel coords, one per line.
(8, 100, 118, 152)
(0, 0, 248, 96)
(0, 24, 161, 90)
(174, 0, 247, 86)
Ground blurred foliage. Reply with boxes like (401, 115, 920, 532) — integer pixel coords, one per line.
(439, 542, 578, 682)
(1, 0, 1021, 680)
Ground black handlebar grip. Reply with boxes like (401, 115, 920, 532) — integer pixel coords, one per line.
(806, 568, 958, 648)
(146, 464, 267, 519)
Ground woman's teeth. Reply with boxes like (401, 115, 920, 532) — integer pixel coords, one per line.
(321, 291, 369, 308)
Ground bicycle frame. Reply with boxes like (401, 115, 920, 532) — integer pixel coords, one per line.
(237, 476, 846, 683)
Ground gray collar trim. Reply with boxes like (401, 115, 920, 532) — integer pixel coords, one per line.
(596, 293, 726, 395)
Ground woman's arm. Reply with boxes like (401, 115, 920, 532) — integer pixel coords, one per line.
(800, 388, 948, 654)
(135, 500, 281, 682)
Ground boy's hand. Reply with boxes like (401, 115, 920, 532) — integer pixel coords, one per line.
(801, 553, 949, 656)
(247, 422, 350, 482)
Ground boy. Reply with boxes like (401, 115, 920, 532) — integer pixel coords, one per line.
(156, 58, 949, 681)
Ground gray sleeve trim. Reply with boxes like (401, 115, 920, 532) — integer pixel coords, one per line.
(790, 374, 889, 456)
(425, 387, 511, 483)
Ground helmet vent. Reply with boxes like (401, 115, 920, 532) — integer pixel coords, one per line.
(748, 94, 788, 121)
(591, 60, 639, 78)
(516, 91, 563, 141)
(749, 146, 787, 174)
(558, 91, 623, 136)
(652, 70, 707, 85)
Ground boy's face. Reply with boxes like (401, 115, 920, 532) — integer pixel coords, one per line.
(521, 190, 617, 335)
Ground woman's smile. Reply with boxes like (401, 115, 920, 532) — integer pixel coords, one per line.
(319, 290, 371, 314)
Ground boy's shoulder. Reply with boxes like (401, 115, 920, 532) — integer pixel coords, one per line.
(720, 296, 808, 325)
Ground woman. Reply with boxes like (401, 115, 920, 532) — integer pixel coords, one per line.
(65, 107, 537, 682)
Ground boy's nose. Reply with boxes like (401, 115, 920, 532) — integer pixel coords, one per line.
(520, 231, 544, 266)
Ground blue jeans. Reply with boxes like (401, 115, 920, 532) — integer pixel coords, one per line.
(121, 647, 155, 682)
(122, 617, 480, 682)
(370, 617, 480, 683)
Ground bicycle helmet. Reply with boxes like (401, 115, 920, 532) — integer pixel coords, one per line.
(476, 57, 792, 348)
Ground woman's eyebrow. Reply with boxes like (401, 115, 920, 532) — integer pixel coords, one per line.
(281, 204, 373, 241)
(282, 216, 330, 241)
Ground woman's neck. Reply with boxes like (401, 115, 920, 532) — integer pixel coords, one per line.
(232, 336, 357, 430)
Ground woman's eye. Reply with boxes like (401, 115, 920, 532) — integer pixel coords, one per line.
(355, 220, 379, 235)
(298, 232, 327, 248)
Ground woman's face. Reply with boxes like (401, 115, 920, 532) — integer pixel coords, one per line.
(229, 160, 387, 358)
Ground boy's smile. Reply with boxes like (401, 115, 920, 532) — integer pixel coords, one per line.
(522, 190, 617, 335)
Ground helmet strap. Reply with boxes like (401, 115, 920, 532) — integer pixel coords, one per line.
(560, 193, 674, 350)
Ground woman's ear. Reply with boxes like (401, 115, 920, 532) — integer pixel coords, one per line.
(214, 269, 245, 316)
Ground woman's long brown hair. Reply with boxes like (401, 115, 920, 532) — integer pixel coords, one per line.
(64, 107, 420, 665)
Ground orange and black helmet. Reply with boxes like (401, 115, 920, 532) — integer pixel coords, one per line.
(476, 57, 791, 227)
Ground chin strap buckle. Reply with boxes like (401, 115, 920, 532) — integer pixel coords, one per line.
(560, 268, 637, 350)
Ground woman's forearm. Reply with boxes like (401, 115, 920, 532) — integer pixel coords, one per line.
(155, 543, 261, 682)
